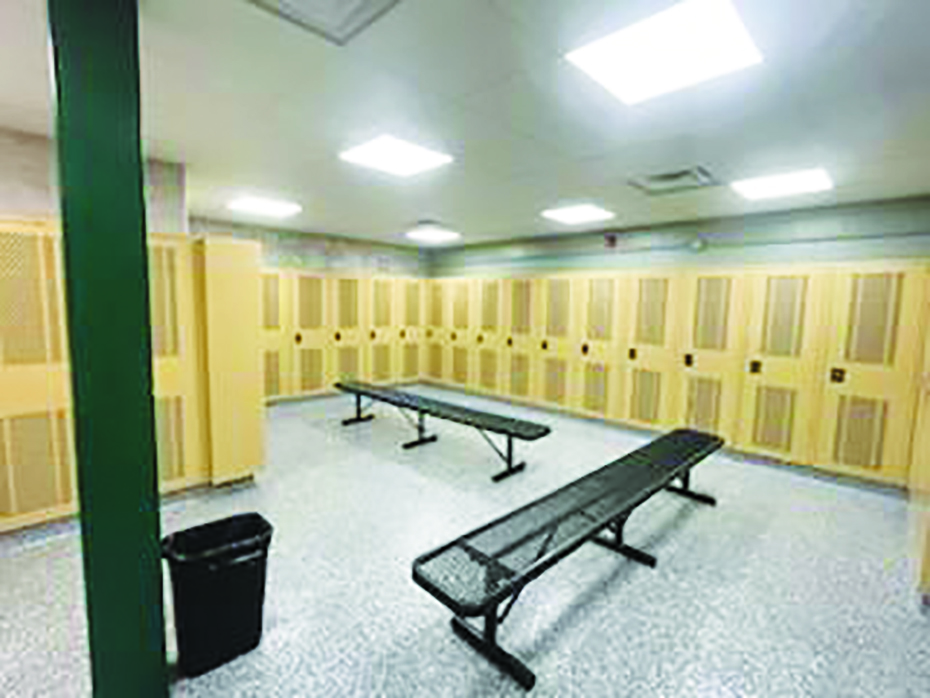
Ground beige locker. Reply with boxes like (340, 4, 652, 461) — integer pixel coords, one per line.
(292, 272, 331, 395)
(736, 269, 830, 464)
(474, 279, 504, 395)
(502, 278, 535, 399)
(621, 272, 684, 429)
(261, 270, 290, 399)
(424, 279, 446, 383)
(366, 277, 397, 385)
(571, 274, 628, 420)
(815, 265, 927, 485)
(674, 271, 748, 441)
(329, 276, 367, 383)
(398, 278, 422, 383)
(534, 277, 575, 407)
(445, 279, 472, 386)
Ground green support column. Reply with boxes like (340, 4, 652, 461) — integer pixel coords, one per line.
(47, 1, 169, 696)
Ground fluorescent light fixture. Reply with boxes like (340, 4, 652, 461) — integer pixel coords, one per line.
(339, 135, 453, 177)
(566, 0, 763, 105)
(542, 204, 616, 225)
(227, 196, 302, 219)
(731, 168, 834, 200)
(405, 222, 461, 245)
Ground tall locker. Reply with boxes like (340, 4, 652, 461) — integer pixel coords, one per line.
(398, 278, 423, 383)
(261, 269, 291, 399)
(621, 272, 684, 429)
(815, 265, 927, 485)
(366, 277, 397, 384)
(674, 271, 748, 441)
(502, 278, 535, 400)
(571, 274, 628, 420)
(445, 279, 472, 387)
(736, 269, 829, 464)
(424, 279, 445, 382)
(474, 279, 504, 395)
(292, 272, 331, 395)
(535, 277, 574, 408)
(330, 276, 367, 383)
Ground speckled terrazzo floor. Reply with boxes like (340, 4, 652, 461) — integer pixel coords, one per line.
(2, 384, 929, 697)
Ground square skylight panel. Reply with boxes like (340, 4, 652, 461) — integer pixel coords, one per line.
(339, 135, 454, 177)
(542, 204, 615, 225)
(566, 0, 763, 105)
(731, 169, 834, 200)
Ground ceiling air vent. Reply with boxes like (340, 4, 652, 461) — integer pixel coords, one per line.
(629, 166, 717, 196)
(247, 0, 402, 46)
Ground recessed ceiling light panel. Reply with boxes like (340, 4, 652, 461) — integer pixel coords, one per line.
(566, 0, 763, 105)
(339, 135, 453, 177)
(731, 168, 834, 200)
(227, 196, 302, 219)
(405, 222, 461, 245)
(542, 204, 616, 225)
(247, 0, 402, 46)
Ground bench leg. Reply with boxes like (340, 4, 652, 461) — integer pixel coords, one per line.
(591, 516, 657, 568)
(477, 432, 526, 482)
(450, 608, 536, 690)
(402, 411, 438, 449)
(665, 471, 716, 506)
(342, 394, 375, 426)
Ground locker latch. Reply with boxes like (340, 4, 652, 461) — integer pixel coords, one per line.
(451, 332, 457, 341)
(541, 340, 549, 351)
(749, 360, 762, 374)
(295, 333, 303, 345)
(830, 368, 846, 384)
(507, 337, 513, 347)
(370, 330, 377, 340)
(629, 348, 637, 360)
(400, 329, 407, 339)
(581, 343, 590, 356)
(426, 329, 433, 338)
(477, 335, 484, 344)
(684, 354, 694, 367)
(335, 332, 342, 342)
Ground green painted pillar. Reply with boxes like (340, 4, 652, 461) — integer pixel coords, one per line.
(47, 1, 169, 696)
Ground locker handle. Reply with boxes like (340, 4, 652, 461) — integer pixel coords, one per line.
(295, 333, 303, 345)
(507, 337, 513, 347)
(400, 329, 406, 339)
(334, 332, 342, 342)
(370, 330, 377, 340)
(477, 335, 484, 344)
(749, 360, 762, 374)
(541, 340, 549, 351)
(451, 332, 457, 341)
(581, 343, 590, 356)
(830, 368, 846, 384)
(426, 329, 433, 338)
(629, 348, 637, 361)
(684, 354, 694, 367)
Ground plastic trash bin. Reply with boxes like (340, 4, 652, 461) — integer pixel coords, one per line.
(162, 513, 273, 676)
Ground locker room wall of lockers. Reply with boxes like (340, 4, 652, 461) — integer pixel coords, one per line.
(419, 263, 929, 489)
(0, 220, 264, 533)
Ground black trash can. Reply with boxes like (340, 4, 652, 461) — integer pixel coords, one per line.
(162, 513, 273, 676)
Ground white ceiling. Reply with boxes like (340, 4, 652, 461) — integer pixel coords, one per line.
(1, 0, 930, 246)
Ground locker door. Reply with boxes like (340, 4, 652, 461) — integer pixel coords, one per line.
(816, 266, 927, 485)
(475, 279, 504, 395)
(622, 273, 683, 429)
(261, 270, 291, 398)
(367, 277, 396, 384)
(503, 278, 535, 400)
(572, 274, 629, 420)
(398, 278, 422, 382)
(446, 279, 472, 387)
(736, 270, 829, 464)
(330, 276, 367, 382)
(292, 273, 330, 395)
(536, 277, 574, 407)
(424, 280, 445, 383)
(675, 272, 748, 441)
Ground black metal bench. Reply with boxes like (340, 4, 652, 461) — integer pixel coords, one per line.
(411, 429, 723, 690)
(335, 381, 552, 482)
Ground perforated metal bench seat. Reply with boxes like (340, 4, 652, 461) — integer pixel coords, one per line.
(411, 429, 724, 689)
(335, 381, 551, 481)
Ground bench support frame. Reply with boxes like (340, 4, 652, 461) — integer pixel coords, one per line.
(342, 394, 375, 426)
(666, 471, 717, 506)
(402, 410, 439, 449)
(590, 513, 658, 568)
(451, 608, 536, 690)
(478, 430, 526, 482)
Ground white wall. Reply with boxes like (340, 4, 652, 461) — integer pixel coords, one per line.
(0, 126, 187, 232)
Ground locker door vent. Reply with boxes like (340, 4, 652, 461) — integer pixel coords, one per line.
(374, 280, 392, 327)
(752, 386, 795, 453)
(453, 347, 469, 384)
(428, 344, 443, 379)
(338, 346, 359, 379)
(631, 369, 662, 423)
(405, 282, 420, 326)
(429, 283, 444, 327)
(299, 277, 324, 329)
(0, 233, 47, 364)
(511, 281, 532, 335)
(0, 421, 11, 513)
(338, 279, 359, 328)
(150, 246, 179, 357)
(545, 358, 567, 404)
(480, 349, 498, 390)
(693, 277, 731, 350)
(43, 237, 64, 363)
(482, 281, 499, 330)
(301, 348, 324, 391)
(510, 354, 530, 397)
(547, 280, 570, 338)
(403, 343, 419, 378)
(55, 411, 74, 504)
(264, 350, 281, 397)
(636, 278, 668, 346)
(845, 273, 903, 365)
(262, 274, 280, 330)
(453, 282, 469, 330)
(834, 396, 887, 469)
(588, 279, 614, 340)
(155, 396, 185, 482)
(8, 413, 58, 512)
(372, 344, 392, 382)
(762, 276, 807, 357)
(687, 376, 721, 432)
(584, 363, 609, 414)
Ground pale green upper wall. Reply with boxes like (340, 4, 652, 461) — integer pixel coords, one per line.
(190, 217, 427, 276)
(427, 196, 930, 277)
